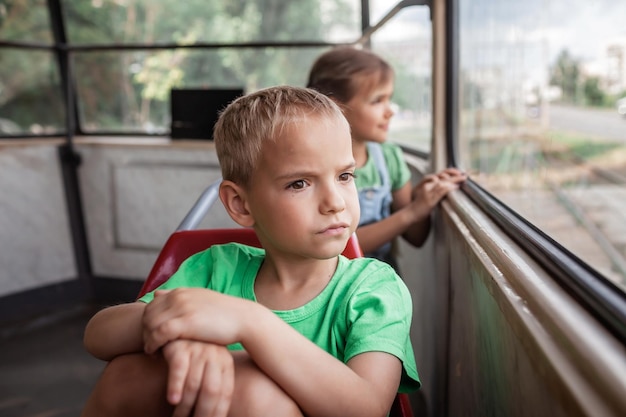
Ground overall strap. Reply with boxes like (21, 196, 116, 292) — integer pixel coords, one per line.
(366, 142, 391, 190)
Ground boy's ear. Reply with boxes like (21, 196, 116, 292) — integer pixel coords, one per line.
(219, 180, 255, 227)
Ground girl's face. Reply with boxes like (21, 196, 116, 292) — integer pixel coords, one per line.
(342, 75, 395, 145)
(244, 114, 359, 261)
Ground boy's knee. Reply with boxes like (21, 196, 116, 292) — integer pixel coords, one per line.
(230, 354, 303, 417)
(82, 353, 171, 417)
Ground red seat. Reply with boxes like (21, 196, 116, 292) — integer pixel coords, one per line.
(139, 228, 263, 298)
(138, 228, 364, 297)
(138, 227, 412, 417)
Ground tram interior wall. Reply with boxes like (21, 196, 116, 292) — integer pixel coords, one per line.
(0, 143, 77, 297)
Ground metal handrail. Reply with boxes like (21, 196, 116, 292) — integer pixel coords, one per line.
(356, 0, 430, 46)
(176, 178, 222, 231)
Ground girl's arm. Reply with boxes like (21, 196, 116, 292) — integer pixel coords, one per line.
(356, 181, 430, 253)
(83, 302, 146, 361)
(402, 168, 466, 246)
(358, 167, 467, 251)
(393, 180, 432, 247)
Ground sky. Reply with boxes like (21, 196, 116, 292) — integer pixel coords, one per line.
(369, 0, 626, 62)
(456, 0, 626, 90)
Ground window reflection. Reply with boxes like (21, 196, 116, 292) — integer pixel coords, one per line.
(458, 0, 626, 289)
(0, 50, 65, 135)
(62, 0, 361, 44)
(73, 48, 326, 133)
(0, 0, 53, 43)
(371, 4, 432, 152)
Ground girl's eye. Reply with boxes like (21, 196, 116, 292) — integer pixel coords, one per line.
(372, 95, 392, 105)
(288, 180, 306, 190)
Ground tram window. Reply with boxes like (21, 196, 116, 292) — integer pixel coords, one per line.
(457, 0, 626, 291)
(0, 0, 64, 137)
(61, 1, 361, 44)
(0, 0, 53, 43)
(72, 47, 327, 134)
(58, 0, 363, 134)
(370, 2, 433, 153)
(0, 50, 66, 136)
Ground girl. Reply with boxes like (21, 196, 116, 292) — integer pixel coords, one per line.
(307, 46, 466, 268)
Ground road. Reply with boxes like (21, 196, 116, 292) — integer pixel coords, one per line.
(546, 104, 626, 143)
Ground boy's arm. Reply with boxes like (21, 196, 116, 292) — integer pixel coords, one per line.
(143, 289, 403, 417)
(83, 302, 146, 361)
(242, 308, 402, 417)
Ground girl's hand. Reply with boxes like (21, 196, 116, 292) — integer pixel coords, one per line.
(434, 167, 467, 184)
(162, 339, 234, 417)
(410, 168, 466, 211)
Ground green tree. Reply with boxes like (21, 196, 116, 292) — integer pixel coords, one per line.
(582, 76, 605, 107)
(549, 49, 580, 104)
(1, 0, 357, 133)
(0, 0, 65, 132)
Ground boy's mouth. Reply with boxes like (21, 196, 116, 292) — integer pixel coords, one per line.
(318, 223, 350, 236)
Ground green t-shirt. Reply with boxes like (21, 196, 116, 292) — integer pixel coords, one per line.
(354, 141, 411, 192)
(139, 243, 421, 392)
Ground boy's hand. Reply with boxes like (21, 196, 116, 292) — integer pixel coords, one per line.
(162, 339, 234, 417)
(142, 288, 252, 354)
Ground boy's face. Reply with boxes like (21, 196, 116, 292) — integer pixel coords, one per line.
(245, 114, 359, 260)
(343, 76, 395, 145)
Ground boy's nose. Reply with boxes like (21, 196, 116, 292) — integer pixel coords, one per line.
(320, 184, 346, 214)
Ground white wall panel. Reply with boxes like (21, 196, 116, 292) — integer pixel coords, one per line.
(0, 144, 77, 296)
(77, 141, 236, 280)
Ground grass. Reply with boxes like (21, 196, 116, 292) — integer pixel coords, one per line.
(545, 131, 622, 161)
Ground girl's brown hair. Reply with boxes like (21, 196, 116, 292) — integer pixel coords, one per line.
(306, 46, 394, 103)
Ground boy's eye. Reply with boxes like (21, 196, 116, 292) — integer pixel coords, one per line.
(288, 180, 306, 190)
(339, 172, 355, 182)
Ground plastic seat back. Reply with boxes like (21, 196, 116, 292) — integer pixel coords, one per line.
(138, 228, 261, 297)
(137, 228, 412, 417)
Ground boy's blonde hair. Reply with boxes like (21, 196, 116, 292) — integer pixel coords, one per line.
(306, 46, 394, 104)
(214, 85, 345, 186)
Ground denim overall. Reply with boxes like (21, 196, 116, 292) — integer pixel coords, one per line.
(358, 142, 393, 262)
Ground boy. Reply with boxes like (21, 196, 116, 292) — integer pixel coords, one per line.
(81, 86, 420, 417)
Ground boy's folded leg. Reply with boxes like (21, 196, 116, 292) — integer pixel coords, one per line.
(227, 351, 304, 417)
(80, 353, 173, 417)
(81, 350, 303, 417)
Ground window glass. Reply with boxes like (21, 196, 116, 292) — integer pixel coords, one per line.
(0, 0, 53, 42)
(0, 49, 65, 135)
(371, 3, 432, 152)
(62, 0, 361, 44)
(73, 47, 327, 133)
(458, 0, 626, 290)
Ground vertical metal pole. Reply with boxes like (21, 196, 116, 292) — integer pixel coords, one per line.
(47, 0, 93, 292)
(361, 0, 371, 49)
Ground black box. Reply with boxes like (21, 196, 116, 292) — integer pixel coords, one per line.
(170, 88, 244, 139)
